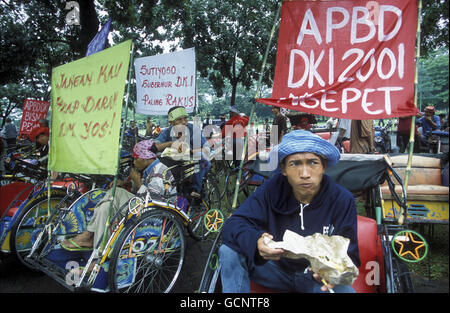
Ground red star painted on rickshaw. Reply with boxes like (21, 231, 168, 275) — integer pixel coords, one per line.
(394, 231, 426, 261)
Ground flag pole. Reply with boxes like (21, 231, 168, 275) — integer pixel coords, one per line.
(85, 41, 135, 287)
(399, 0, 422, 225)
(231, 1, 282, 210)
(98, 41, 135, 250)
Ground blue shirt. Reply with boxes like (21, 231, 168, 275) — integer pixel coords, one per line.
(155, 123, 208, 150)
(419, 115, 440, 134)
(222, 173, 360, 272)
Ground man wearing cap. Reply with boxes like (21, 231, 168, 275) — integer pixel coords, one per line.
(418, 106, 440, 143)
(154, 106, 210, 198)
(28, 126, 50, 164)
(61, 140, 175, 251)
(219, 130, 360, 293)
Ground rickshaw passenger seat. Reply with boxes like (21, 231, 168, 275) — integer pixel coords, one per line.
(250, 215, 385, 293)
(352, 215, 385, 293)
(380, 155, 448, 200)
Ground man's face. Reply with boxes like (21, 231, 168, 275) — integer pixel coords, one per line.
(36, 134, 49, 146)
(170, 116, 188, 127)
(272, 107, 279, 115)
(134, 157, 150, 171)
(281, 152, 326, 203)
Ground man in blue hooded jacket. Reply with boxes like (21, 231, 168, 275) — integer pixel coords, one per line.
(219, 130, 360, 293)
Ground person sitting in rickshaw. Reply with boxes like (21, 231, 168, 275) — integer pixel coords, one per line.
(60, 140, 176, 251)
(153, 106, 210, 199)
(218, 130, 360, 293)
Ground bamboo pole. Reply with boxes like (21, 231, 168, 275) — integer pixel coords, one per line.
(98, 41, 135, 250)
(398, 0, 422, 225)
(231, 2, 282, 210)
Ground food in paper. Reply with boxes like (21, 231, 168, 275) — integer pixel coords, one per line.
(264, 230, 359, 285)
(161, 143, 190, 159)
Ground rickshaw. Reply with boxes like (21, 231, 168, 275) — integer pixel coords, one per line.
(22, 155, 224, 293)
(0, 156, 91, 269)
(198, 153, 429, 293)
(378, 153, 448, 230)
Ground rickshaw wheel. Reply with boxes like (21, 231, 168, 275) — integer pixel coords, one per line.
(392, 257, 415, 293)
(198, 230, 223, 293)
(108, 208, 185, 293)
(187, 176, 221, 241)
(10, 190, 66, 271)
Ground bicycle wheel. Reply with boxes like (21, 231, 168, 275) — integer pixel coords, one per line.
(187, 175, 221, 241)
(108, 208, 185, 293)
(224, 168, 251, 211)
(392, 257, 414, 293)
(10, 189, 67, 270)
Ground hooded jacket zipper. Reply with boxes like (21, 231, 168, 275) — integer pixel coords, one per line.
(299, 203, 309, 230)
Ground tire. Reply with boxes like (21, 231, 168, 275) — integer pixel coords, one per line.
(187, 175, 221, 241)
(10, 189, 66, 270)
(198, 231, 222, 293)
(224, 169, 248, 211)
(108, 208, 185, 293)
(392, 257, 414, 293)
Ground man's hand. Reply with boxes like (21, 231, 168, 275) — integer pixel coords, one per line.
(310, 268, 335, 292)
(257, 233, 285, 261)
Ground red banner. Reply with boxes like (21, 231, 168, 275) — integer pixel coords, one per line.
(19, 99, 50, 138)
(257, 0, 419, 119)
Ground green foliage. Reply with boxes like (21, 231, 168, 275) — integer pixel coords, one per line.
(177, 0, 279, 107)
(421, 0, 449, 58)
(418, 48, 449, 112)
(1, 0, 448, 125)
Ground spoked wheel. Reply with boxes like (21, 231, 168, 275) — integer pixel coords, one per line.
(224, 168, 251, 211)
(198, 230, 223, 293)
(10, 190, 66, 270)
(391, 257, 415, 293)
(187, 175, 222, 241)
(108, 208, 185, 293)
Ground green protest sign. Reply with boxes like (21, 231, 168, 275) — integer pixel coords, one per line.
(49, 40, 132, 175)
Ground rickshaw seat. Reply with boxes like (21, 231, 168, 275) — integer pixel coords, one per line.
(352, 215, 385, 293)
(250, 215, 385, 293)
(380, 154, 448, 202)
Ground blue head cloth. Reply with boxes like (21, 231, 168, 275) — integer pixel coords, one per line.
(268, 130, 340, 171)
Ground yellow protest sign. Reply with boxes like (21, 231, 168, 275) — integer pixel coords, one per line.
(49, 40, 132, 175)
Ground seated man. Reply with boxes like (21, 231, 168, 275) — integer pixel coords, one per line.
(29, 127, 50, 159)
(154, 106, 210, 198)
(61, 140, 175, 251)
(219, 130, 360, 293)
(418, 106, 440, 144)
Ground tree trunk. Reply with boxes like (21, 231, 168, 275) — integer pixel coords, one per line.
(78, 0, 100, 56)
